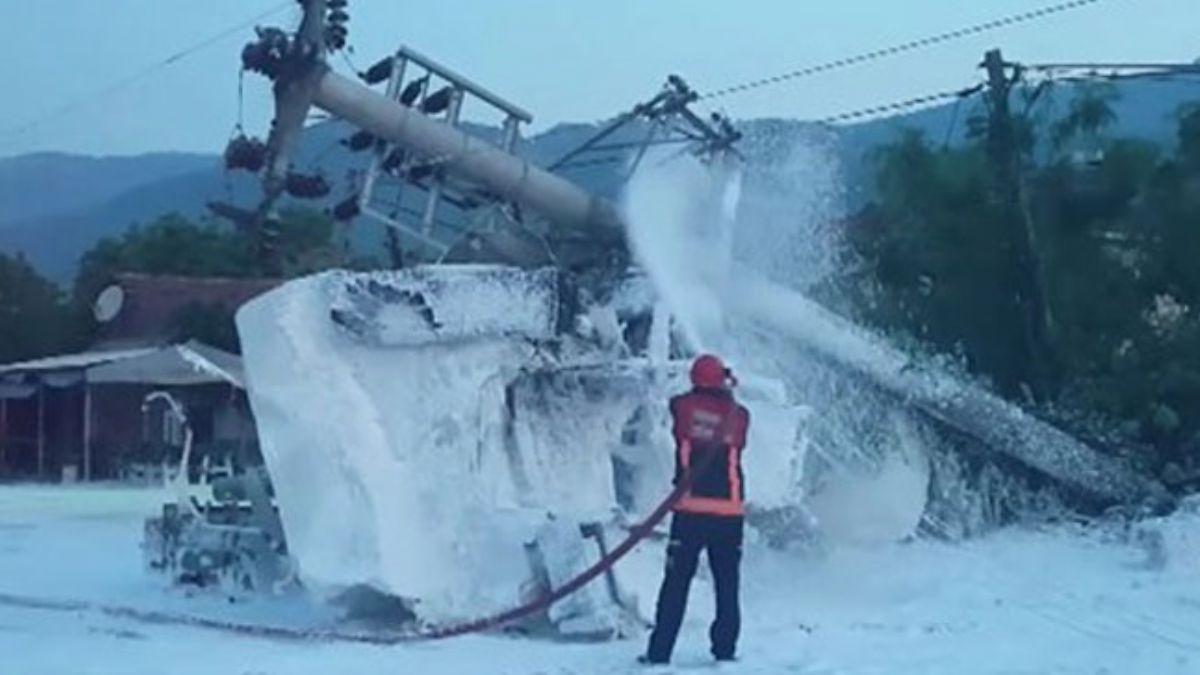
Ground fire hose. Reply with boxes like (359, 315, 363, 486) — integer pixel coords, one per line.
(424, 454, 715, 639)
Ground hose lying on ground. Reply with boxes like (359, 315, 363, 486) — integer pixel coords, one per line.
(425, 455, 711, 639)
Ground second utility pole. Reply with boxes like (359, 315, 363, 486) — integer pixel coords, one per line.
(983, 48, 1055, 399)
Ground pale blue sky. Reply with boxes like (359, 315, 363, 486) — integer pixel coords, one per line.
(1, 0, 1196, 157)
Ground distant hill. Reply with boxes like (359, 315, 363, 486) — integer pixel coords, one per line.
(1, 77, 1196, 284)
(0, 152, 215, 227)
(0, 160, 261, 282)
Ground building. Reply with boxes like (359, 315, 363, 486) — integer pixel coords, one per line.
(0, 274, 280, 482)
(92, 273, 280, 349)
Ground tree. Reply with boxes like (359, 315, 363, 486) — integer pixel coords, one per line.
(169, 302, 241, 353)
(74, 213, 259, 306)
(0, 252, 85, 363)
(74, 209, 343, 305)
(72, 209, 344, 353)
(1051, 82, 1120, 154)
(851, 130, 1035, 395)
(849, 92, 1200, 477)
(1175, 103, 1200, 171)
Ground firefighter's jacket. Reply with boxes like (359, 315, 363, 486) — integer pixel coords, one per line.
(669, 387, 750, 517)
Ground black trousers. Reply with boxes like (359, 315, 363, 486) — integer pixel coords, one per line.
(645, 512, 744, 663)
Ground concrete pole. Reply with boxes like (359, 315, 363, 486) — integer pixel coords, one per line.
(983, 49, 1055, 397)
(420, 89, 464, 236)
(735, 271, 1165, 504)
(83, 382, 93, 482)
(310, 68, 625, 236)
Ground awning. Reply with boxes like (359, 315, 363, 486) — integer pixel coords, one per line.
(0, 347, 156, 375)
(0, 342, 243, 389)
(87, 341, 243, 388)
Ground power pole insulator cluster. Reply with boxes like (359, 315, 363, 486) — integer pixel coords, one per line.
(224, 135, 268, 173)
(325, 0, 349, 51)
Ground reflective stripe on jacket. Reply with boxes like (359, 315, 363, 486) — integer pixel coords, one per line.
(670, 387, 750, 517)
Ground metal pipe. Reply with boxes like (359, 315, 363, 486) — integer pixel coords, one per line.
(421, 88, 464, 235)
(501, 116, 520, 153)
(310, 68, 624, 234)
(359, 52, 409, 211)
(396, 45, 533, 123)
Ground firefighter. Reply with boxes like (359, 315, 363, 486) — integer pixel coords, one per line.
(641, 354, 750, 665)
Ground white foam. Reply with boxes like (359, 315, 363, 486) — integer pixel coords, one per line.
(236, 269, 613, 618)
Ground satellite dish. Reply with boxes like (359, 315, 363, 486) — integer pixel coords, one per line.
(93, 285, 125, 323)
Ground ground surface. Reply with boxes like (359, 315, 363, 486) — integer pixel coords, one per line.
(1, 484, 1198, 674)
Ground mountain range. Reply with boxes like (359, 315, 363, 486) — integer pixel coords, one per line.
(1, 77, 1196, 284)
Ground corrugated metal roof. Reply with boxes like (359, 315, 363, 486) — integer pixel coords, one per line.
(178, 341, 244, 387)
(0, 342, 243, 388)
(0, 348, 157, 375)
(88, 342, 243, 388)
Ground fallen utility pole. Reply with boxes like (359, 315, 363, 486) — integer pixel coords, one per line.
(735, 272, 1167, 506)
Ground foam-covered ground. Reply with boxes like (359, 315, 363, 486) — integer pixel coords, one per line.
(2, 484, 1199, 674)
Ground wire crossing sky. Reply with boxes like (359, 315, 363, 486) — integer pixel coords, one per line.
(1, 0, 1196, 157)
(0, 2, 292, 140)
(699, 0, 1106, 99)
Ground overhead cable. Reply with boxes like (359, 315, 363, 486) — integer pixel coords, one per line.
(701, 0, 1107, 100)
(0, 1, 292, 138)
(820, 84, 984, 126)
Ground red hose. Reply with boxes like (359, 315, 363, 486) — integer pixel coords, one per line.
(425, 475, 695, 639)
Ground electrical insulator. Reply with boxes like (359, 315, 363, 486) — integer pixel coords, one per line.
(399, 76, 428, 106)
(421, 86, 454, 115)
(325, 2, 350, 51)
(408, 163, 436, 182)
(382, 149, 406, 174)
(241, 27, 291, 79)
(342, 130, 377, 152)
(332, 195, 361, 222)
(285, 172, 332, 199)
(328, 0, 348, 8)
(224, 135, 268, 173)
(360, 57, 394, 85)
(325, 25, 347, 51)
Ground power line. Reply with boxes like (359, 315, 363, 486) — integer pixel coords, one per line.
(1001, 63, 1200, 104)
(1, 1, 292, 138)
(828, 64, 1200, 131)
(701, 0, 1107, 100)
(1030, 65, 1200, 84)
(820, 84, 984, 126)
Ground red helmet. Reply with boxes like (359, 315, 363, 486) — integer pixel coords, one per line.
(690, 354, 734, 389)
